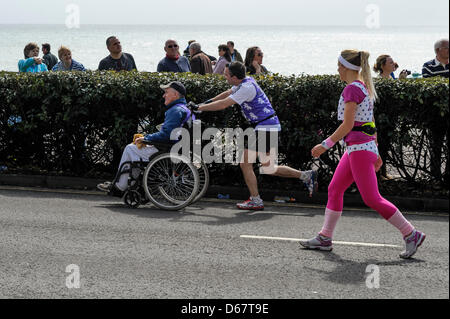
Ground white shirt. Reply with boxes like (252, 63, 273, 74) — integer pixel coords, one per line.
(230, 82, 257, 105)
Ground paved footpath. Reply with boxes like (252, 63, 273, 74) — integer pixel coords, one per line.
(0, 187, 448, 299)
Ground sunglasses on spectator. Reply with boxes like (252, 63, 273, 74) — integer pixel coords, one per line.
(257, 53, 264, 57)
(167, 44, 179, 48)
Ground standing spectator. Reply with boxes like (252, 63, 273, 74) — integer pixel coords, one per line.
(227, 41, 244, 63)
(157, 39, 191, 73)
(189, 42, 213, 75)
(183, 40, 196, 58)
(373, 55, 408, 79)
(42, 43, 58, 71)
(52, 46, 86, 71)
(18, 43, 48, 73)
(422, 39, 449, 78)
(98, 36, 137, 71)
(373, 54, 408, 180)
(214, 44, 232, 75)
(245, 46, 269, 75)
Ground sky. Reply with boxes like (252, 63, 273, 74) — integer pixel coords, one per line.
(0, 0, 449, 26)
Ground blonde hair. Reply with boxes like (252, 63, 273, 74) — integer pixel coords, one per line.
(58, 46, 71, 60)
(341, 49, 378, 101)
(373, 54, 391, 75)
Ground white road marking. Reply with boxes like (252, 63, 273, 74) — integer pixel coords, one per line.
(240, 235, 402, 248)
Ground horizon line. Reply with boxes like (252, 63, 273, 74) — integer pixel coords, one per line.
(0, 23, 449, 28)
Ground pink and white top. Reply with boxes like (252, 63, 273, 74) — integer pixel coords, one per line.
(337, 81, 378, 156)
(338, 81, 375, 144)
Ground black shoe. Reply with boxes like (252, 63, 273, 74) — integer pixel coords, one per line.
(109, 186, 125, 198)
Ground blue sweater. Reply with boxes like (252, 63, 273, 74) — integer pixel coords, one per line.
(157, 56, 191, 73)
(52, 59, 86, 71)
(144, 99, 190, 144)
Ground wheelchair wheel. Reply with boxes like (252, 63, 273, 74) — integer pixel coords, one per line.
(191, 161, 210, 204)
(143, 153, 199, 211)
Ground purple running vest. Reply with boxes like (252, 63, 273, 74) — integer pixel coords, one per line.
(238, 77, 280, 129)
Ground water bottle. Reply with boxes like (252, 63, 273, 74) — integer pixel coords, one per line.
(412, 71, 421, 79)
(0, 165, 8, 173)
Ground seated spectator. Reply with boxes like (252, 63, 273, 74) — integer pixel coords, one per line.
(52, 46, 86, 71)
(373, 55, 408, 79)
(18, 43, 48, 73)
(98, 36, 137, 71)
(189, 42, 213, 75)
(97, 81, 192, 195)
(42, 43, 58, 71)
(214, 44, 232, 75)
(227, 41, 243, 63)
(157, 39, 191, 73)
(244, 46, 268, 75)
(422, 39, 449, 78)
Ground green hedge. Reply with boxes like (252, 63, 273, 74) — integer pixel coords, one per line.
(0, 71, 448, 197)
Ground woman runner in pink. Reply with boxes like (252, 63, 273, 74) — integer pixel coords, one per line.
(300, 49, 426, 259)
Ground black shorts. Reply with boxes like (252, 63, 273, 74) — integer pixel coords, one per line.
(244, 130, 280, 154)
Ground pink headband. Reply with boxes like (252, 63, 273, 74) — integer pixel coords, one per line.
(339, 55, 361, 71)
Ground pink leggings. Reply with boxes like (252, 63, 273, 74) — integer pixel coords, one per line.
(327, 151, 397, 220)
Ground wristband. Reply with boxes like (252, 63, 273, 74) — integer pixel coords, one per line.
(321, 137, 336, 150)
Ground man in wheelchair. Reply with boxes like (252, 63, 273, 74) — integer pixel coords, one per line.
(97, 81, 193, 197)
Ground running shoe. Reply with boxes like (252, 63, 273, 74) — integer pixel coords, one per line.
(400, 230, 426, 259)
(302, 170, 318, 197)
(237, 198, 265, 211)
(299, 234, 333, 251)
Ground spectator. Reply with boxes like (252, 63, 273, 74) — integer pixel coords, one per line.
(42, 43, 58, 71)
(157, 39, 191, 73)
(373, 55, 408, 79)
(244, 46, 268, 75)
(205, 52, 217, 64)
(52, 46, 86, 71)
(422, 39, 449, 78)
(183, 40, 196, 58)
(227, 41, 244, 63)
(189, 42, 213, 75)
(98, 36, 137, 71)
(18, 42, 48, 73)
(214, 44, 232, 75)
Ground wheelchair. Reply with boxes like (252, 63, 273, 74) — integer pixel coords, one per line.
(108, 111, 210, 211)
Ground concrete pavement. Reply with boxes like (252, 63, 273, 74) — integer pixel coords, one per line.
(0, 187, 448, 299)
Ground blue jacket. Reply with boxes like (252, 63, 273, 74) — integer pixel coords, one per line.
(144, 98, 191, 144)
(18, 58, 48, 73)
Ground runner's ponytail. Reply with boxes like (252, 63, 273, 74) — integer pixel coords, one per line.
(341, 49, 378, 101)
(359, 51, 377, 101)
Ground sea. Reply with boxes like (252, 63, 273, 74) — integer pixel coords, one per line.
(0, 24, 448, 76)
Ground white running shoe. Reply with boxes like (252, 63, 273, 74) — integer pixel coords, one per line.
(299, 234, 333, 251)
(237, 198, 265, 211)
(400, 230, 426, 259)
